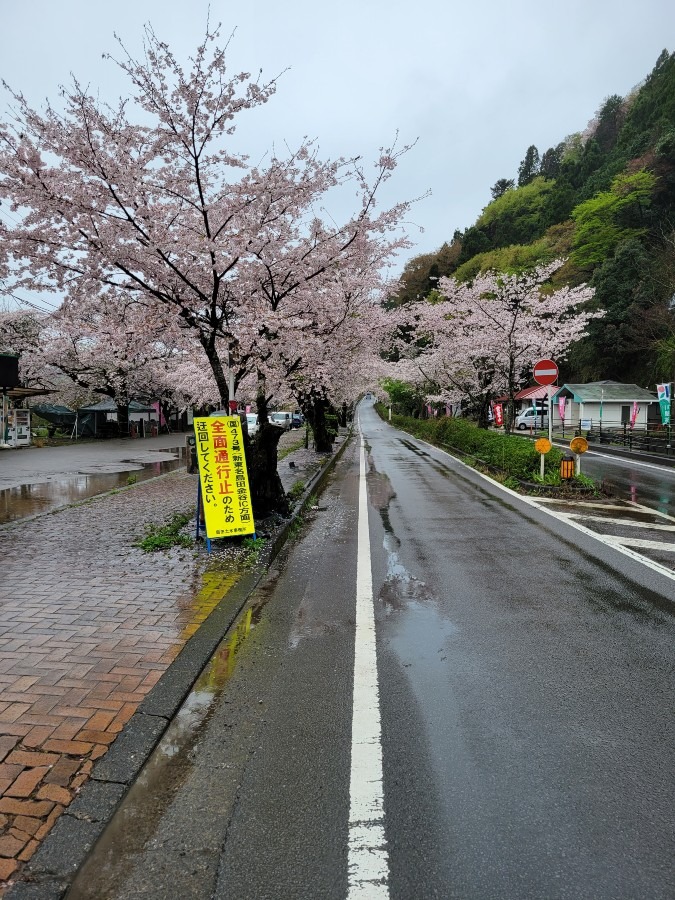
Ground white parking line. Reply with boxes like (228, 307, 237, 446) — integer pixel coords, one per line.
(603, 537, 675, 551)
(561, 515, 675, 531)
(347, 435, 389, 899)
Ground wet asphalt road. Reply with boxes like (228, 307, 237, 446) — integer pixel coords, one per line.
(579, 450, 675, 516)
(68, 401, 675, 900)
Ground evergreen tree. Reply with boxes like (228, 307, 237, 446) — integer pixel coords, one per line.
(539, 143, 565, 179)
(490, 178, 515, 199)
(517, 145, 540, 187)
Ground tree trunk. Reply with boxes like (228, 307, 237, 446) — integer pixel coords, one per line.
(116, 401, 130, 437)
(244, 381, 289, 519)
(247, 421, 289, 518)
(301, 393, 335, 453)
(200, 334, 232, 408)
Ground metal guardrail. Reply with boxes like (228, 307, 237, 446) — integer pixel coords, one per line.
(554, 422, 674, 457)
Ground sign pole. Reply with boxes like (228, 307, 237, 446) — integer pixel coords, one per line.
(195, 479, 202, 542)
(534, 438, 552, 480)
(532, 358, 557, 448)
(569, 436, 589, 476)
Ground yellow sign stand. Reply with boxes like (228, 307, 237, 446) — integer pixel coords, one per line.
(193, 417, 255, 538)
(570, 436, 589, 455)
(569, 436, 589, 476)
(534, 437, 552, 478)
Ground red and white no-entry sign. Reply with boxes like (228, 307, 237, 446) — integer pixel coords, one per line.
(533, 358, 559, 386)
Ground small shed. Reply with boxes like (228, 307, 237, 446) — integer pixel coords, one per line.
(551, 381, 657, 429)
(79, 399, 155, 436)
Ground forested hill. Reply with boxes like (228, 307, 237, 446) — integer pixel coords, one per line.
(393, 49, 675, 387)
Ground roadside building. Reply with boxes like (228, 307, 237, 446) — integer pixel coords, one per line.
(551, 381, 657, 430)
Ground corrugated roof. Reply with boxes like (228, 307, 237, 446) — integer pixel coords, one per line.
(552, 381, 657, 402)
(515, 385, 556, 400)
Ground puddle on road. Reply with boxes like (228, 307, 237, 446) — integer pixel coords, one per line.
(365, 454, 437, 614)
(0, 447, 187, 524)
(366, 454, 397, 540)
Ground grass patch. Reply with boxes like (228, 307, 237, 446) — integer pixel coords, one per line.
(240, 534, 265, 565)
(135, 511, 194, 552)
(278, 437, 306, 460)
(287, 480, 306, 502)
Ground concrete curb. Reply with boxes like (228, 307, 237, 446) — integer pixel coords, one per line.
(6, 428, 354, 899)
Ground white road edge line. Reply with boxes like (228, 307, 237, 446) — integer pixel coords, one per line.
(416, 438, 675, 586)
(584, 449, 675, 472)
(347, 433, 390, 900)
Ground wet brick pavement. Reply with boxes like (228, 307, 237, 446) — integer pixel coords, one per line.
(0, 471, 206, 884)
(0, 428, 330, 888)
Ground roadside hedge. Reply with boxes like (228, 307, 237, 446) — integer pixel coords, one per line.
(378, 407, 563, 480)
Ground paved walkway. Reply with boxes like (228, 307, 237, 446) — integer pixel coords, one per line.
(0, 472, 202, 883)
(0, 430, 317, 886)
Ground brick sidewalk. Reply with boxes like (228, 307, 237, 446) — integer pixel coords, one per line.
(0, 472, 211, 884)
(0, 428, 329, 888)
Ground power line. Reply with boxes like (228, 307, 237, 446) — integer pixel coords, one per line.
(0, 205, 23, 228)
(0, 286, 59, 315)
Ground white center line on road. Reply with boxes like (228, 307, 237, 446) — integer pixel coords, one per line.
(347, 434, 390, 900)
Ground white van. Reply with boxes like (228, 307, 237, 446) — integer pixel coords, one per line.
(516, 407, 549, 430)
(269, 411, 293, 430)
(246, 413, 259, 436)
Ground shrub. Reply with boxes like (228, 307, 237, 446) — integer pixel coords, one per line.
(387, 413, 563, 479)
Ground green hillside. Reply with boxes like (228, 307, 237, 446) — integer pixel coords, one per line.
(393, 49, 675, 386)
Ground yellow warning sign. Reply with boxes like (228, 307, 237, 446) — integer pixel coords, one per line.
(570, 436, 589, 455)
(534, 438, 552, 454)
(193, 417, 255, 538)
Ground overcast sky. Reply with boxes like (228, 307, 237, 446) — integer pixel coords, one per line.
(1, 0, 673, 277)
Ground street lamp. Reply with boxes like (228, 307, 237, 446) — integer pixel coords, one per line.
(560, 454, 575, 480)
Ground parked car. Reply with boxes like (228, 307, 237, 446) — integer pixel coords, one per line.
(291, 412, 304, 428)
(269, 411, 293, 430)
(516, 407, 549, 430)
(209, 409, 259, 437)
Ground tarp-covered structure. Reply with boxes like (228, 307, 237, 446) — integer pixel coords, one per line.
(31, 403, 96, 437)
(78, 399, 155, 438)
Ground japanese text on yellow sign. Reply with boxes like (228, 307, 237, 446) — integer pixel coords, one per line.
(194, 417, 255, 538)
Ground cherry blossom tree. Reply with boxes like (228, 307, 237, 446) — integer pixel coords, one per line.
(0, 23, 412, 513)
(391, 260, 600, 428)
(1, 291, 187, 432)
